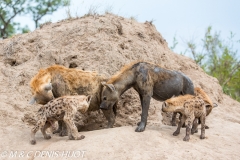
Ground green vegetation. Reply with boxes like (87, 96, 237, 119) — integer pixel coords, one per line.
(171, 26, 240, 101)
(0, 0, 66, 38)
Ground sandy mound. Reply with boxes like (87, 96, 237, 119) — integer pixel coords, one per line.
(0, 14, 239, 159)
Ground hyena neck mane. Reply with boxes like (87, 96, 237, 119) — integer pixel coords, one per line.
(166, 95, 195, 106)
(107, 61, 142, 96)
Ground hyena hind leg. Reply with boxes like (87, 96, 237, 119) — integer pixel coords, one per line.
(30, 117, 47, 145)
(41, 121, 52, 140)
(173, 115, 186, 136)
(191, 118, 198, 134)
(53, 120, 62, 134)
(183, 114, 194, 142)
(200, 115, 206, 139)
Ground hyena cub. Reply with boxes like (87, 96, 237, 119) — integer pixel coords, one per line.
(162, 95, 209, 142)
(30, 95, 91, 145)
(192, 87, 218, 133)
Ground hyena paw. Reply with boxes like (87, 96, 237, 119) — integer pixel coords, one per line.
(44, 134, 51, 139)
(200, 135, 205, 139)
(173, 130, 180, 136)
(183, 136, 190, 142)
(30, 140, 36, 145)
(76, 135, 85, 140)
(135, 123, 146, 132)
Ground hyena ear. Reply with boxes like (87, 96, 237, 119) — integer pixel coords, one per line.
(105, 84, 116, 92)
(101, 82, 116, 92)
(205, 104, 211, 110)
(86, 95, 92, 104)
(205, 102, 211, 106)
(213, 103, 218, 108)
(162, 101, 167, 107)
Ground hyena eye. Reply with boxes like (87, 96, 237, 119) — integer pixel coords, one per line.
(103, 97, 107, 100)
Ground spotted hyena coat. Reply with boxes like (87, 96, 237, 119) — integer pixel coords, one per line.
(30, 95, 91, 145)
(192, 87, 218, 133)
(29, 65, 116, 137)
(162, 95, 206, 141)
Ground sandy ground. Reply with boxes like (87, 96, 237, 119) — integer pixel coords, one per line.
(0, 14, 240, 160)
(1, 94, 240, 160)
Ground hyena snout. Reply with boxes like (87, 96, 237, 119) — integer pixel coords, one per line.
(100, 101, 112, 110)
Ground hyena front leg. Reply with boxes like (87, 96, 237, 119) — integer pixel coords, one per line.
(64, 118, 74, 140)
(173, 115, 186, 136)
(183, 113, 194, 142)
(63, 115, 85, 140)
(198, 118, 209, 129)
(30, 116, 47, 145)
(102, 105, 116, 128)
(41, 121, 52, 140)
(200, 114, 206, 139)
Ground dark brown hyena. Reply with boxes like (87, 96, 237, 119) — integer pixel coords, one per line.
(100, 61, 194, 132)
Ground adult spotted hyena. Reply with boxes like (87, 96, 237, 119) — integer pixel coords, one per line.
(30, 65, 116, 136)
(100, 61, 194, 132)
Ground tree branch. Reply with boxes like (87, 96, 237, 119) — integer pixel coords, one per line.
(0, 13, 7, 24)
(222, 62, 240, 87)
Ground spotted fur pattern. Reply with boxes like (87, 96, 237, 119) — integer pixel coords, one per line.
(29, 65, 117, 137)
(30, 95, 91, 145)
(162, 95, 206, 141)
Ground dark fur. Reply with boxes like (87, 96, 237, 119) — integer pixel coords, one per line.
(100, 61, 194, 132)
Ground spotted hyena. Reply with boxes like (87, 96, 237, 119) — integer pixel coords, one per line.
(29, 65, 116, 137)
(30, 95, 91, 145)
(192, 87, 218, 132)
(162, 95, 208, 141)
(100, 61, 194, 132)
